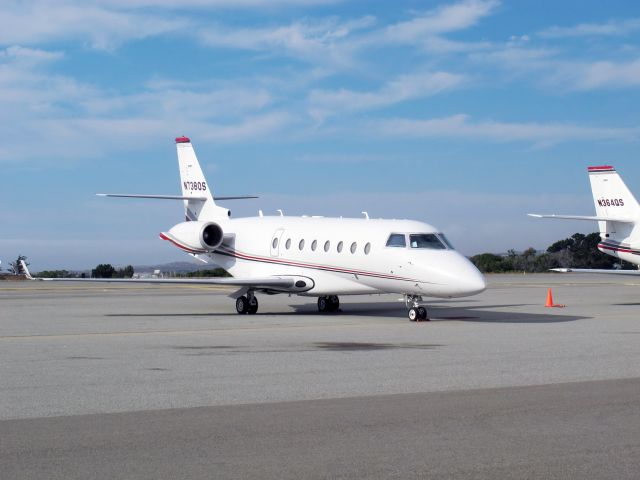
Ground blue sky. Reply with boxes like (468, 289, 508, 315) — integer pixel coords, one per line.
(2, 0, 640, 270)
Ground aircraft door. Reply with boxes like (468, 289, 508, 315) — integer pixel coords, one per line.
(270, 229, 284, 257)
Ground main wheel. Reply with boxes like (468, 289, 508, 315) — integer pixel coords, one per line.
(236, 296, 249, 314)
(408, 308, 418, 322)
(248, 297, 258, 315)
(417, 306, 428, 320)
(318, 296, 328, 312)
(328, 295, 339, 312)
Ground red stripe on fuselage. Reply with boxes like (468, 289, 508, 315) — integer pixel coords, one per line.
(598, 243, 639, 255)
(159, 232, 206, 254)
(215, 246, 420, 282)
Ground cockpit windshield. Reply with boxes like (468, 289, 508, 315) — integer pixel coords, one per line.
(409, 233, 447, 250)
(437, 233, 455, 250)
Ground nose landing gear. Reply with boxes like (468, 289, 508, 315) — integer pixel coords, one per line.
(318, 295, 340, 313)
(405, 294, 429, 321)
(236, 291, 259, 315)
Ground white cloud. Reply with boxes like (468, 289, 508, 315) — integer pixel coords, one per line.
(470, 45, 557, 70)
(82, 87, 273, 120)
(308, 72, 466, 121)
(0, 47, 290, 162)
(381, 0, 499, 43)
(1, 45, 64, 63)
(539, 18, 640, 38)
(0, 0, 350, 50)
(474, 43, 640, 91)
(198, 16, 375, 68)
(374, 114, 639, 146)
(195, 112, 292, 141)
(0, 112, 293, 163)
(563, 59, 640, 90)
(0, 1, 187, 49)
(0, 46, 96, 114)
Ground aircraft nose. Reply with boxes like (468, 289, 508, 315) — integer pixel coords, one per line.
(459, 266, 487, 295)
(435, 254, 486, 297)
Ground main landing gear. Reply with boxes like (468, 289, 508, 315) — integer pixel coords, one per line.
(317, 295, 340, 313)
(405, 294, 429, 322)
(236, 291, 258, 315)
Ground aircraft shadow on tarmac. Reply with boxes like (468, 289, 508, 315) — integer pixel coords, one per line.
(288, 301, 588, 324)
(105, 301, 587, 323)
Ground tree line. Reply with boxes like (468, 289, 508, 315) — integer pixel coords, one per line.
(34, 264, 135, 278)
(470, 232, 635, 273)
(33, 265, 231, 278)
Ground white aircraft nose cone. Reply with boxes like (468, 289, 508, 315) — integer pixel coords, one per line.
(460, 268, 487, 295)
(424, 253, 486, 297)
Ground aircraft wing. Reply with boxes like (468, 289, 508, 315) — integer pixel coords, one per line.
(20, 258, 312, 294)
(528, 214, 635, 223)
(551, 268, 640, 275)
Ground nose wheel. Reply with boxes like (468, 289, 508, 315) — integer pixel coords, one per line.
(405, 295, 429, 321)
(318, 295, 339, 313)
(236, 292, 259, 315)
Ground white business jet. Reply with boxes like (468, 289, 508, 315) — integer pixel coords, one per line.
(530, 165, 640, 274)
(29, 137, 486, 321)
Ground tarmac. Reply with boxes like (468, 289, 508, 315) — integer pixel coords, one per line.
(1, 273, 640, 478)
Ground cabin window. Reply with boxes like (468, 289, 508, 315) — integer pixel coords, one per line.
(364, 243, 371, 255)
(337, 241, 343, 253)
(272, 238, 278, 249)
(350, 242, 357, 254)
(311, 240, 317, 251)
(324, 240, 330, 252)
(409, 233, 446, 249)
(386, 233, 406, 248)
(299, 239, 305, 250)
(285, 238, 291, 249)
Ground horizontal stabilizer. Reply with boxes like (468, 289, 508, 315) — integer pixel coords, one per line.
(528, 213, 635, 223)
(551, 268, 640, 275)
(97, 194, 258, 201)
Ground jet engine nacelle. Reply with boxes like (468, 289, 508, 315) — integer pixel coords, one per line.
(162, 221, 224, 253)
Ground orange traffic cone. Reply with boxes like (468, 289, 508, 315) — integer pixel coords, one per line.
(544, 288, 565, 308)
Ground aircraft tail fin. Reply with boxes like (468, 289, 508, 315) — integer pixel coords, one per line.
(588, 165, 640, 238)
(175, 136, 229, 221)
(588, 166, 640, 218)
